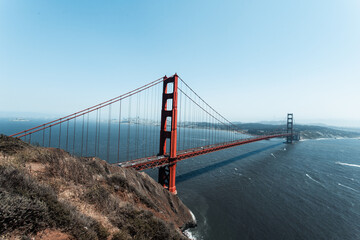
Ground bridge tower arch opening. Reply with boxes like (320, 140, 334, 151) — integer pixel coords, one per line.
(158, 74, 178, 194)
(286, 113, 294, 144)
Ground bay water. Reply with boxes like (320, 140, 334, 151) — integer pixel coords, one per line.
(2, 119, 360, 239)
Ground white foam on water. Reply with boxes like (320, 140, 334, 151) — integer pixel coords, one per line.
(336, 162, 360, 168)
(234, 168, 238, 171)
(344, 177, 355, 181)
(305, 173, 323, 186)
(183, 211, 198, 239)
(338, 183, 359, 193)
(183, 229, 197, 240)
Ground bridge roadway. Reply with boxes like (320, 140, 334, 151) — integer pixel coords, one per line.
(117, 133, 291, 171)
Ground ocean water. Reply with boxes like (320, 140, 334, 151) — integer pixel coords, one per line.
(2, 119, 360, 239)
(165, 138, 360, 240)
(0, 119, 241, 164)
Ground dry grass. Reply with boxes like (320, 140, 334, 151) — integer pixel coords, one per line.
(81, 183, 185, 239)
(0, 135, 192, 239)
(0, 165, 108, 239)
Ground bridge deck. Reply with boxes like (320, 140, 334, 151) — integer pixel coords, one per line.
(117, 133, 291, 171)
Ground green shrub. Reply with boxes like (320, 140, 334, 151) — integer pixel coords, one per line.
(0, 165, 102, 239)
(82, 184, 110, 206)
(0, 134, 29, 155)
(0, 190, 50, 234)
(92, 222, 110, 240)
(111, 230, 131, 240)
(109, 204, 184, 240)
(107, 174, 155, 209)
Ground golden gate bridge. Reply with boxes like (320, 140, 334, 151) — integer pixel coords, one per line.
(10, 74, 297, 194)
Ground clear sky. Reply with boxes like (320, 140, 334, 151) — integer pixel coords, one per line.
(1, 0, 360, 127)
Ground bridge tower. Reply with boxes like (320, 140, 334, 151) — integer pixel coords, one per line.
(286, 113, 294, 144)
(158, 74, 178, 194)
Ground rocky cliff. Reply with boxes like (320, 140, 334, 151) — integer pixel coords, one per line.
(0, 135, 196, 239)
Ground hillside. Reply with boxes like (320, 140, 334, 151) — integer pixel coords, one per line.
(181, 122, 360, 140)
(236, 123, 360, 139)
(0, 135, 196, 240)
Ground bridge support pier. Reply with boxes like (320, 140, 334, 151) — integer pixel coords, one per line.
(286, 113, 293, 144)
(158, 74, 178, 194)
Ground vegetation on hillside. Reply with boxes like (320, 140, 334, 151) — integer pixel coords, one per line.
(181, 121, 360, 139)
(0, 135, 194, 239)
(240, 123, 360, 139)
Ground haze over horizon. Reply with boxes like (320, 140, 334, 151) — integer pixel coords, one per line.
(1, 1, 359, 127)
(1, 111, 360, 129)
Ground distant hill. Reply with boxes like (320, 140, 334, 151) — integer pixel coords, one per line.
(322, 126, 360, 134)
(235, 123, 360, 139)
(182, 121, 360, 139)
(258, 121, 285, 125)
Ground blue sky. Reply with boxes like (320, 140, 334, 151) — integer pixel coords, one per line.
(1, 0, 360, 127)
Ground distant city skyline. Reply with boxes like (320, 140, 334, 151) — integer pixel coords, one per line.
(1, 1, 359, 127)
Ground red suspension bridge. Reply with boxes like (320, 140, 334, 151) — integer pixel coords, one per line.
(10, 74, 297, 194)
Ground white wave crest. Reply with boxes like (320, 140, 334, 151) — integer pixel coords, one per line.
(305, 173, 323, 186)
(338, 183, 359, 193)
(336, 162, 360, 168)
(189, 210, 196, 222)
(183, 229, 197, 240)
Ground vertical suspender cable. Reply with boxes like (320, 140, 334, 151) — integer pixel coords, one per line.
(58, 120, 62, 149)
(183, 89, 186, 149)
(177, 83, 181, 151)
(188, 90, 191, 149)
(42, 126, 45, 146)
(66, 120, 69, 152)
(49, 126, 52, 147)
(152, 85, 156, 155)
(127, 97, 131, 161)
(98, 109, 101, 157)
(151, 85, 154, 155)
(117, 100, 122, 163)
(212, 113, 215, 145)
(81, 114, 84, 157)
(144, 89, 147, 157)
(95, 109, 98, 156)
(73, 115, 76, 154)
(135, 93, 139, 159)
(107, 105, 111, 161)
(86, 113, 89, 156)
